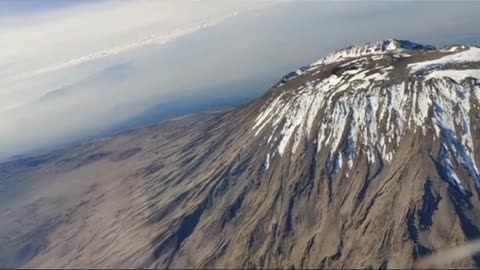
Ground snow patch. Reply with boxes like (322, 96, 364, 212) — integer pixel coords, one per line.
(409, 47, 480, 73)
(425, 69, 480, 82)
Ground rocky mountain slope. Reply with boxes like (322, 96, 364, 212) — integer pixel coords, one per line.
(2, 39, 480, 269)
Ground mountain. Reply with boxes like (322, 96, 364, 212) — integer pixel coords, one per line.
(2, 39, 480, 269)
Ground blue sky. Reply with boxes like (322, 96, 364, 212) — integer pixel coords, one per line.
(0, 0, 100, 15)
(1, 0, 480, 160)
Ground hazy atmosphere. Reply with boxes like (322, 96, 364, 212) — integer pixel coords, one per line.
(2, 0, 480, 160)
(4, 1, 480, 269)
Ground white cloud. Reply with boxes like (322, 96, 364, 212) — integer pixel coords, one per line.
(0, 0, 272, 83)
(9, 11, 239, 81)
(0, 0, 276, 159)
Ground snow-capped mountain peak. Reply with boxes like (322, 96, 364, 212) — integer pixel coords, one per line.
(253, 40, 480, 194)
(311, 39, 436, 66)
(7, 39, 480, 270)
(383, 38, 436, 51)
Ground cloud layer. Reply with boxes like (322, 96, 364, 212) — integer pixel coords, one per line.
(1, 0, 480, 160)
(0, 0, 275, 159)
